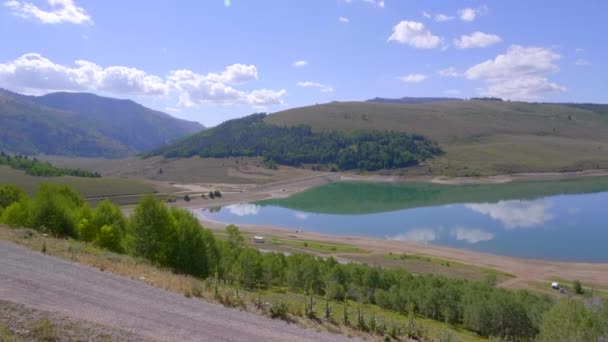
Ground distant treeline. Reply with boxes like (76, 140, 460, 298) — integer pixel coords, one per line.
(0, 152, 100, 178)
(1, 183, 606, 340)
(147, 114, 442, 171)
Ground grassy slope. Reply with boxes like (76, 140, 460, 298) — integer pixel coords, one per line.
(0, 166, 155, 199)
(266, 101, 608, 176)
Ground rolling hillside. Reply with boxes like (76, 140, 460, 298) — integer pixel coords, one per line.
(266, 100, 608, 175)
(0, 89, 203, 157)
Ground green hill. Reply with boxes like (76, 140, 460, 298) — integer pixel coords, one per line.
(266, 100, 608, 175)
(0, 89, 203, 158)
(148, 113, 441, 171)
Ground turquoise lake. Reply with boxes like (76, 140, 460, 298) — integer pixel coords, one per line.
(200, 177, 608, 262)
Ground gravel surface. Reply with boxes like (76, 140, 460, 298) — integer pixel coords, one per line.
(0, 240, 357, 342)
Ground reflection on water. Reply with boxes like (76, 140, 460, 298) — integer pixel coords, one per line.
(465, 199, 553, 229)
(387, 228, 439, 244)
(451, 227, 494, 244)
(201, 182, 608, 262)
(225, 203, 260, 216)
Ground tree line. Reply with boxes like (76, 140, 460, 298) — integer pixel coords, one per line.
(0, 183, 606, 340)
(147, 113, 442, 171)
(0, 152, 101, 178)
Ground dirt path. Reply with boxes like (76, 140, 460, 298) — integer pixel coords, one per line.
(0, 241, 357, 342)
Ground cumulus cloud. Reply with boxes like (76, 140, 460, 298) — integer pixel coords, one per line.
(0, 53, 286, 107)
(0, 53, 167, 95)
(5, 0, 91, 24)
(388, 21, 442, 49)
(339, 16, 349, 23)
(458, 6, 487, 22)
(454, 32, 501, 49)
(292, 60, 308, 68)
(422, 11, 431, 19)
(465, 45, 565, 100)
(399, 73, 427, 83)
(437, 67, 461, 77)
(343, 0, 384, 7)
(387, 228, 438, 244)
(451, 227, 494, 244)
(466, 199, 554, 229)
(225, 203, 260, 216)
(297, 81, 333, 93)
(575, 58, 590, 66)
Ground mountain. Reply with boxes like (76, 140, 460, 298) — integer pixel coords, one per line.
(0, 89, 203, 157)
(366, 96, 463, 104)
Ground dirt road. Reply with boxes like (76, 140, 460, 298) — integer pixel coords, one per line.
(0, 241, 356, 342)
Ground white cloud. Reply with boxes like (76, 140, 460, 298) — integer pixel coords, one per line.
(205, 63, 258, 84)
(5, 0, 91, 24)
(0, 53, 167, 95)
(225, 203, 260, 216)
(388, 21, 442, 49)
(451, 227, 494, 244)
(434, 14, 454, 22)
(465, 45, 565, 100)
(422, 11, 431, 19)
(344, 0, 384, 7)
(0, 53, 287, 107)
(297, 81, 333, 93)
(387, 228, 438, 244)
(437, 67, 461, 77)
(575, 48, 584, 53)
(399, 73, 427, 83)
(466, 199, 553, 229)
(458, 6, 487, 22)
(339, 16, 349, 23)
(292, 60, 308, 68)
(454, 32, 501, 49)
(575, 58, 590, 66)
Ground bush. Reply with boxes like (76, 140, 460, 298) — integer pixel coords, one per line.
(213, 190, 221, 198)
(573, 280, 584, 294)
(270, 301, 289, 319)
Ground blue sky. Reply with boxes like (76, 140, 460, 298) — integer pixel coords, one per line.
(1, 0, 606, 126)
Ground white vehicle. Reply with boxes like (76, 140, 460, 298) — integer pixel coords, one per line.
(253, 236, 265, 243)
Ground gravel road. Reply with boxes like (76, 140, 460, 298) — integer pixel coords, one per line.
(0, 240, 357, 341)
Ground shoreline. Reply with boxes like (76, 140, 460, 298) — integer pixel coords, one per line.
(195, 213, 608, 290)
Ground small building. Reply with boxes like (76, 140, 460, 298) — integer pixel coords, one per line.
(551, 282, 560, 290)
(253, 236, 265, 243)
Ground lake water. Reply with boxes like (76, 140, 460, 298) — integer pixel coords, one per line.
(199, 177, 608, 262)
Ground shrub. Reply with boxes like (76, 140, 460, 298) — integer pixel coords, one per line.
(270, 301, 289, 319)
(573, 280, 584, 294)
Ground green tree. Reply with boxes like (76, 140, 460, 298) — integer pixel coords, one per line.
(166, 207, 217, 278)
(0, 184, 27, 209)
(0, 199, 31, 227)
(92, 199, 127, 237)
(96, 224, 123, 252)
(226, 224, 244, 249)
(538, 300, 607, 342)
(128, 195, 174, 265)
(30, 184, 82, 237)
